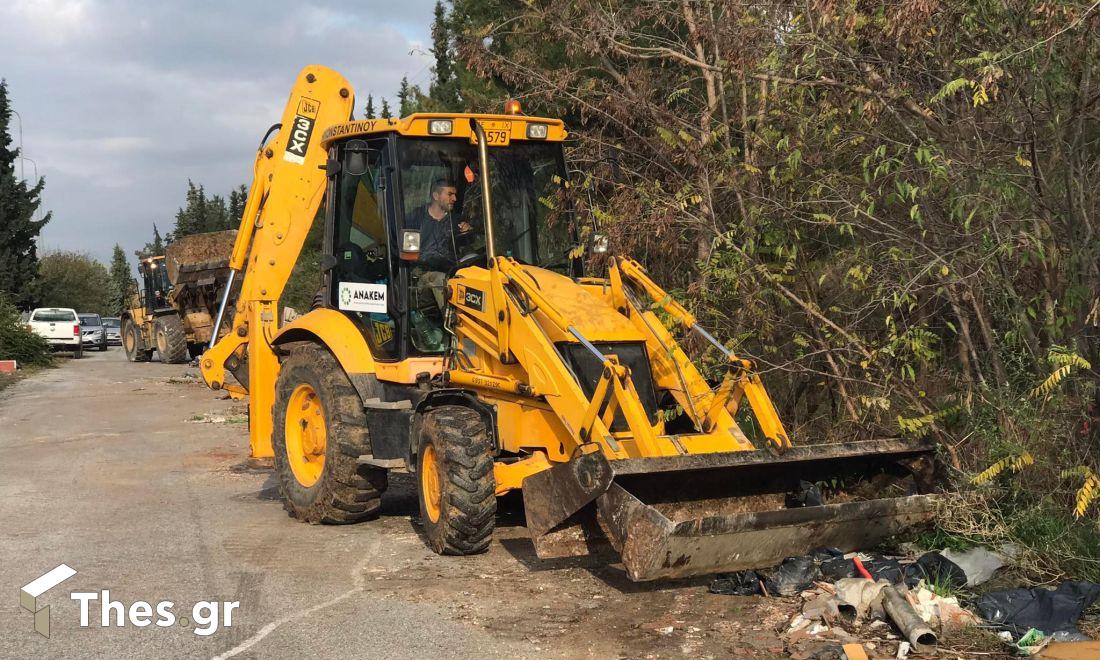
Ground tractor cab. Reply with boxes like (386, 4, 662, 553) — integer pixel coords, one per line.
(319, 111, 578, 362)
(137, 255, 173, 313)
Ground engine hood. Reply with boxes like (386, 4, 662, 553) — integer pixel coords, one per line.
(519, 266, 645, 344)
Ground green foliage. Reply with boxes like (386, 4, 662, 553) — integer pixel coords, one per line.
(0, 292, 51, 366)
(449, 0, 1100, 577)
(0, 79, 51, 308)
(36, 251, 111, 315)
(281, 207, 325, 315)
(107, 244, 133, 316)
(173, 180, 233, 238)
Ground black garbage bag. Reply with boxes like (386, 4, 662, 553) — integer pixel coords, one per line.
(975, 581, 1100, 640)
(785, 480, 825, 507)
(819, 553, 905, 584)
(709, 570, 762, 596)
(811, 547, 844, 562)
(763, 556, 821, 596)
(820, 556, 858, 581)
(905, 552, 967, 589)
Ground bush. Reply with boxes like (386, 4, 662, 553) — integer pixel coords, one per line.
(0, 294, 52, 367)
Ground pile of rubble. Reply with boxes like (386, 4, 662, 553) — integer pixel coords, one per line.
(709, 546, 1100, 657)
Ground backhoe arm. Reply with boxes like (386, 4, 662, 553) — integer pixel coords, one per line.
(200, 65, 355, 457)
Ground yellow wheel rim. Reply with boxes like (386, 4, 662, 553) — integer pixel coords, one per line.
(285, 383, 327, 487)
(421, 443, 442, 523)
(123, 327, 134, 351)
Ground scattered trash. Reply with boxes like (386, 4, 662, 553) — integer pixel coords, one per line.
(905, 552, 967, 589)
(840, 642, 869, 660)
(941, 546, 1005, 587)
(833, 578, 889, 621)
(1016, 628, 1049, 655)
(821, 553, 904, 584)
(708, 570, 762, 596)
(763, 556, 821, 596)
(976, 581, 1100, 642)
(785, 480, 824, 507)
(895, 641, 910, 658)
(909, 586, 980, 632)
(881, 585, 938, 653)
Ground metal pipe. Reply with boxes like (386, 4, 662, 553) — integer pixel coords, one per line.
(881, 585, 937, 653)
(568, 326, 606, 362)
(468, 118, 496, 259)
(692, 323, 732, 359)
(208, 268, 237, 350)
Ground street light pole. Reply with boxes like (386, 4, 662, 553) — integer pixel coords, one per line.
(11, 109, 25, 181)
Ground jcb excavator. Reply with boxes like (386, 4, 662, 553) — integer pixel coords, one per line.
(201, 66, 938, 581)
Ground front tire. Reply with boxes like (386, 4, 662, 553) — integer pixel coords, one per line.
(416, 406, 496, 555)
(123, 319, 151, 362)
(155, 315, 189, 364)
(272, 343, 388, 523)
(73, 342, 83, 359)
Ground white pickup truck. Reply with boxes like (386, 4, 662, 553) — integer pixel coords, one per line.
(26, 307, 83, 358)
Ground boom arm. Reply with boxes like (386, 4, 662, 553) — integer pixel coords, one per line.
(200, 65, 355, 458)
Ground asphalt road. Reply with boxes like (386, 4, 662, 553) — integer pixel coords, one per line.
(0, 350, 792, 659)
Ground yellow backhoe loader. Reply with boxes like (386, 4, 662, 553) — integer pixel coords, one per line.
(200, 66, 939, 581)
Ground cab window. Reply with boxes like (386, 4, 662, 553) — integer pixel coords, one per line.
(330, 140, 399, 360)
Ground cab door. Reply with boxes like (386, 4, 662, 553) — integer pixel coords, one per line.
(325, 138, 401, 360)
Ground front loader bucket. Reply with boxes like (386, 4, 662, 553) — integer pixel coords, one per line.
(525, 439, 939, 581)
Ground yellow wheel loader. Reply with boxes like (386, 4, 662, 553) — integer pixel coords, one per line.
(123, 231, 238, 364)
(201, 66, 939, 580)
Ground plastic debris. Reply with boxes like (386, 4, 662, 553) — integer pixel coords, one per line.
(763, 556, 821, 596)
(785, 480, 824, 507)
(708, 570, 762, 596)
(905, 552, 967, 589)
(975, 581, 1100, 641)
(909, 586, 980, 632)
(895, 641, 911, 658)
(821, 553, 905, 584)
(834, 578, 889, 621)
(1016, 628, 1049, 655)
(941, 546, 1005, 587)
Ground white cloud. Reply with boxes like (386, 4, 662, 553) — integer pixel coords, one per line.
(0, 0, 437, 263)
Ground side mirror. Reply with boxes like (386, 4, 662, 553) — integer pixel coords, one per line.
(343, 139, 371, 177)
(400, 229, 421, 261)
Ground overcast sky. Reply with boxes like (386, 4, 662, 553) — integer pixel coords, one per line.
(1, 0, 436, 265)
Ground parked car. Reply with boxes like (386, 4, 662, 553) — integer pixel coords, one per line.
(78, 313, 109, 351)
(26, 307, 83, 358)
(102, 317, 122, 345)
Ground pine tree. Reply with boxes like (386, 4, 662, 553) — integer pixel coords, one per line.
(364, 94, 376, 119)
(380, 98, 392, 119)
(174, 180, 209, 238)
(397, 76, 414, 116)
(0, 80, 50, 308)
(429, 0, 460, 110)
(107, 244, 133, 314)
(228, 184, 247, 224)
(152, 224, 164, 254)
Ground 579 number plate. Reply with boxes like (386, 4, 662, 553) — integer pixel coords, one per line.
(470, 121, 511, 146)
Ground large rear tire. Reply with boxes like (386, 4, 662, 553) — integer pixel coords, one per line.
(416, 406, 496, 555)
(155, 315, 189, 364)
(272, 343, 388, 523)
(123, 318, 152, 362)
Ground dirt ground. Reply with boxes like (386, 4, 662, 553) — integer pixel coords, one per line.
(0, 350, 1001, 658)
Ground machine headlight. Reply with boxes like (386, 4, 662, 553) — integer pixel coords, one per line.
(428, 119, 453, 135)
(526, 123, 549, 139)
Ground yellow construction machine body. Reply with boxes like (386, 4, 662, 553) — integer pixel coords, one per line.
(201, 65, 938, 581)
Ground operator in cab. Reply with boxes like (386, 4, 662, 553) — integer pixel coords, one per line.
(406, 178, 473, 314)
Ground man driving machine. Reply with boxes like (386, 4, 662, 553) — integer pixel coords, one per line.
(405, 178, 472, 316)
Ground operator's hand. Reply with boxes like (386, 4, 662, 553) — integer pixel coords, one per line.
(458, 221, 472, 235)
